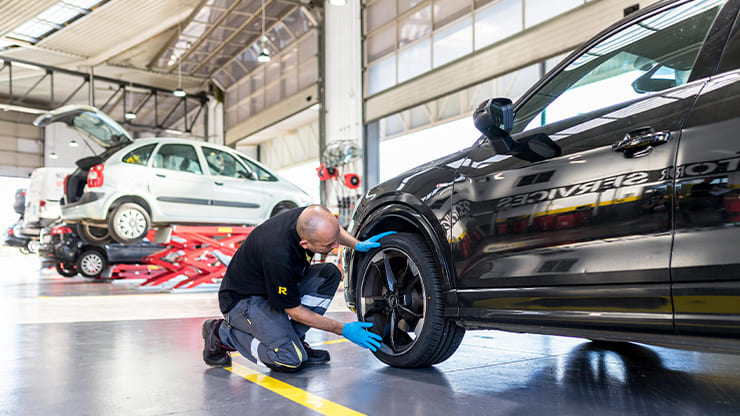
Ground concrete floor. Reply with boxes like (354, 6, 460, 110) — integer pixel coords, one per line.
(2, 246, 740, 416)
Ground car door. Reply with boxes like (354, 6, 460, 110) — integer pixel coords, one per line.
(450, 0, 727, 331)
(671, 2, 740, 337)
(201, 146, 266, 224)
(147, 143, 215, 222)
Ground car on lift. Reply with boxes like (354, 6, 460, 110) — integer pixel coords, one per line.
(343, 0, 740, 368)
(39, 221, 164, 278)
(33, 105, 314, 245)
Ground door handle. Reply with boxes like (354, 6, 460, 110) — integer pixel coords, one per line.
(214, 181, 224, 186)
(156, 173, 166, 178)
(612, 127, 670, 153)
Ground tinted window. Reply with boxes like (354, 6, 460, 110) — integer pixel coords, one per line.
(238, 155, 277, 181)
(203, 147, 254, 179)
(153, 144, 203, 174)
(514, 0, 725, 133)
(121, 144, 155, 166)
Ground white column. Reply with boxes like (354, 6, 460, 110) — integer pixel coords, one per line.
(323, 0, 362, 217)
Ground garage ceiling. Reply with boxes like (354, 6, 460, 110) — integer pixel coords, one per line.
(0, 0, 317, 109)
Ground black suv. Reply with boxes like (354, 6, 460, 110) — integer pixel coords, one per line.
(343, 0, 740, 368)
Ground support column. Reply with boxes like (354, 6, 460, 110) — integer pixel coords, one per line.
(323, 0, 363, 210)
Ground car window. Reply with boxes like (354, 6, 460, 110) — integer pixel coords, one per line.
(153, 144, 203, 174)
(237, 155, 277, 182)
(203, 147, 254, 179)
(513, 0, 725, 134)
(121, 144, 156, 166)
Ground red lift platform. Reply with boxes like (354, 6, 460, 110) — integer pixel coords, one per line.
(111, 225, 252, 293)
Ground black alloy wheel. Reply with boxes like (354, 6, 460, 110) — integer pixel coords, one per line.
(55, 262, 77, 277)
(356, 232, 465, 368)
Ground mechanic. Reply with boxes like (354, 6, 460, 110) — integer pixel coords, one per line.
(202, 204, 393, 372)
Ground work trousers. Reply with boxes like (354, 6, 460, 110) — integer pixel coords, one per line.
(218, 262, 341, 370)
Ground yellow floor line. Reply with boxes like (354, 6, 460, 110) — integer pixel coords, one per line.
(226, 360, 365, 416)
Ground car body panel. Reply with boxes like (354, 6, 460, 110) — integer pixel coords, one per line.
(345, 0, 740, 356)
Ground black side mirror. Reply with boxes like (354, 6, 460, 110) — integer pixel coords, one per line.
(474, 98, 521, 154)
(473, 98, 514, 138)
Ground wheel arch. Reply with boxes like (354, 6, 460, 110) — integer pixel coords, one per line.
(270, 200, 298, 217)
(346, 200, 457, 312)
(107, 195, 152, 217)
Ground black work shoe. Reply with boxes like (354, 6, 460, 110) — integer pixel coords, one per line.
(202, 319, 231, 367)
(302, 341, 330, 365)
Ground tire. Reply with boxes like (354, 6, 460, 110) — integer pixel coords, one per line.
(26, 239, 40, 254)
(270, 202, 296, 218)
(107, 202, 151, 245)
(355, 232, 465, 368)
(77, 223, 111, 245)
(55, 262, 77, 277)
(76, 250, 107, 278)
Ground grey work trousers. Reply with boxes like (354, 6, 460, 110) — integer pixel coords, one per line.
(218, 263, 341, 370)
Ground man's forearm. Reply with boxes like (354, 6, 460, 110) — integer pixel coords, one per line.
(338, 227, 359, 249)
(285, 305, 344, 335)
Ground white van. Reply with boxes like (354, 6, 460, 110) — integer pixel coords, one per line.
(21, 167, 73, 237)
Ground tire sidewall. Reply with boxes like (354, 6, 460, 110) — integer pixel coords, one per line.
(355, 232, 445, 368)
(77, 223, 111, 245)
(77, 250, 107, 278)
(55, 262, 77, 277)
(108, 202, 150, 244)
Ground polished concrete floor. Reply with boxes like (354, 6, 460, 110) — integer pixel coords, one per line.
(2, 246, 740, 416)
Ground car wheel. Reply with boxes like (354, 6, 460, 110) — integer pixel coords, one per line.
(76, 250, 107, 278)
(77, 223, 111, 245)
(55, 262, 77, 278)
(26, 239, 40, 254)
(270, 202, 296, 218)
(107, 202, 150, 245)
(355, 232, 465, 368)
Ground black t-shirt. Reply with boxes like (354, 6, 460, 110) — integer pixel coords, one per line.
(218, 207, 314, 313)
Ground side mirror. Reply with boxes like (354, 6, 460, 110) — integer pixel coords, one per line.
(474, 98, 520, 154)
(473, 98, 514, 139)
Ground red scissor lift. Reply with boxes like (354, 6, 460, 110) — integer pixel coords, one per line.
(111, 225, 252, 292)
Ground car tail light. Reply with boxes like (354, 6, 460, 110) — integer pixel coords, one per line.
(51, 226, 73, 235)
(39, 200, 47, 211)
(8, 228, 14, 235)
(87, 164, 104, 188)
(22, 190, 26, 197)
(63, 174, 70, 195)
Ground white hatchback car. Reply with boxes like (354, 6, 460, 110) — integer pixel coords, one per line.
(34, 105, 314, 244)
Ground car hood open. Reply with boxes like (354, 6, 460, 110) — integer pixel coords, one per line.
(34, 105, 133, 149)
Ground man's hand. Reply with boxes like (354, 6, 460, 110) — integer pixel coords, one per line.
(342, 321, 382, 351)
(355, 231, 396, 252)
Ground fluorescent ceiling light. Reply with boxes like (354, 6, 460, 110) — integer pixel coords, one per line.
(173, 88, 186, 97)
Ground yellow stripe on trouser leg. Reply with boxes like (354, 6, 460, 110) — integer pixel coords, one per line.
(227, 362, 366, 416)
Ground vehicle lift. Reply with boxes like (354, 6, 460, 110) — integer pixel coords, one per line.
(109, 225, 252, 293)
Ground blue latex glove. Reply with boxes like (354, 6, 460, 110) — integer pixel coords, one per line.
(342, 321, 383, 351)
(355, 231, 396, 252)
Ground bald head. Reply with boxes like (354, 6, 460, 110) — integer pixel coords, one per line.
(296, 205, 340, 254)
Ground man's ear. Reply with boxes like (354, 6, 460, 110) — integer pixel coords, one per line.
(299, 239, 310, 250)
